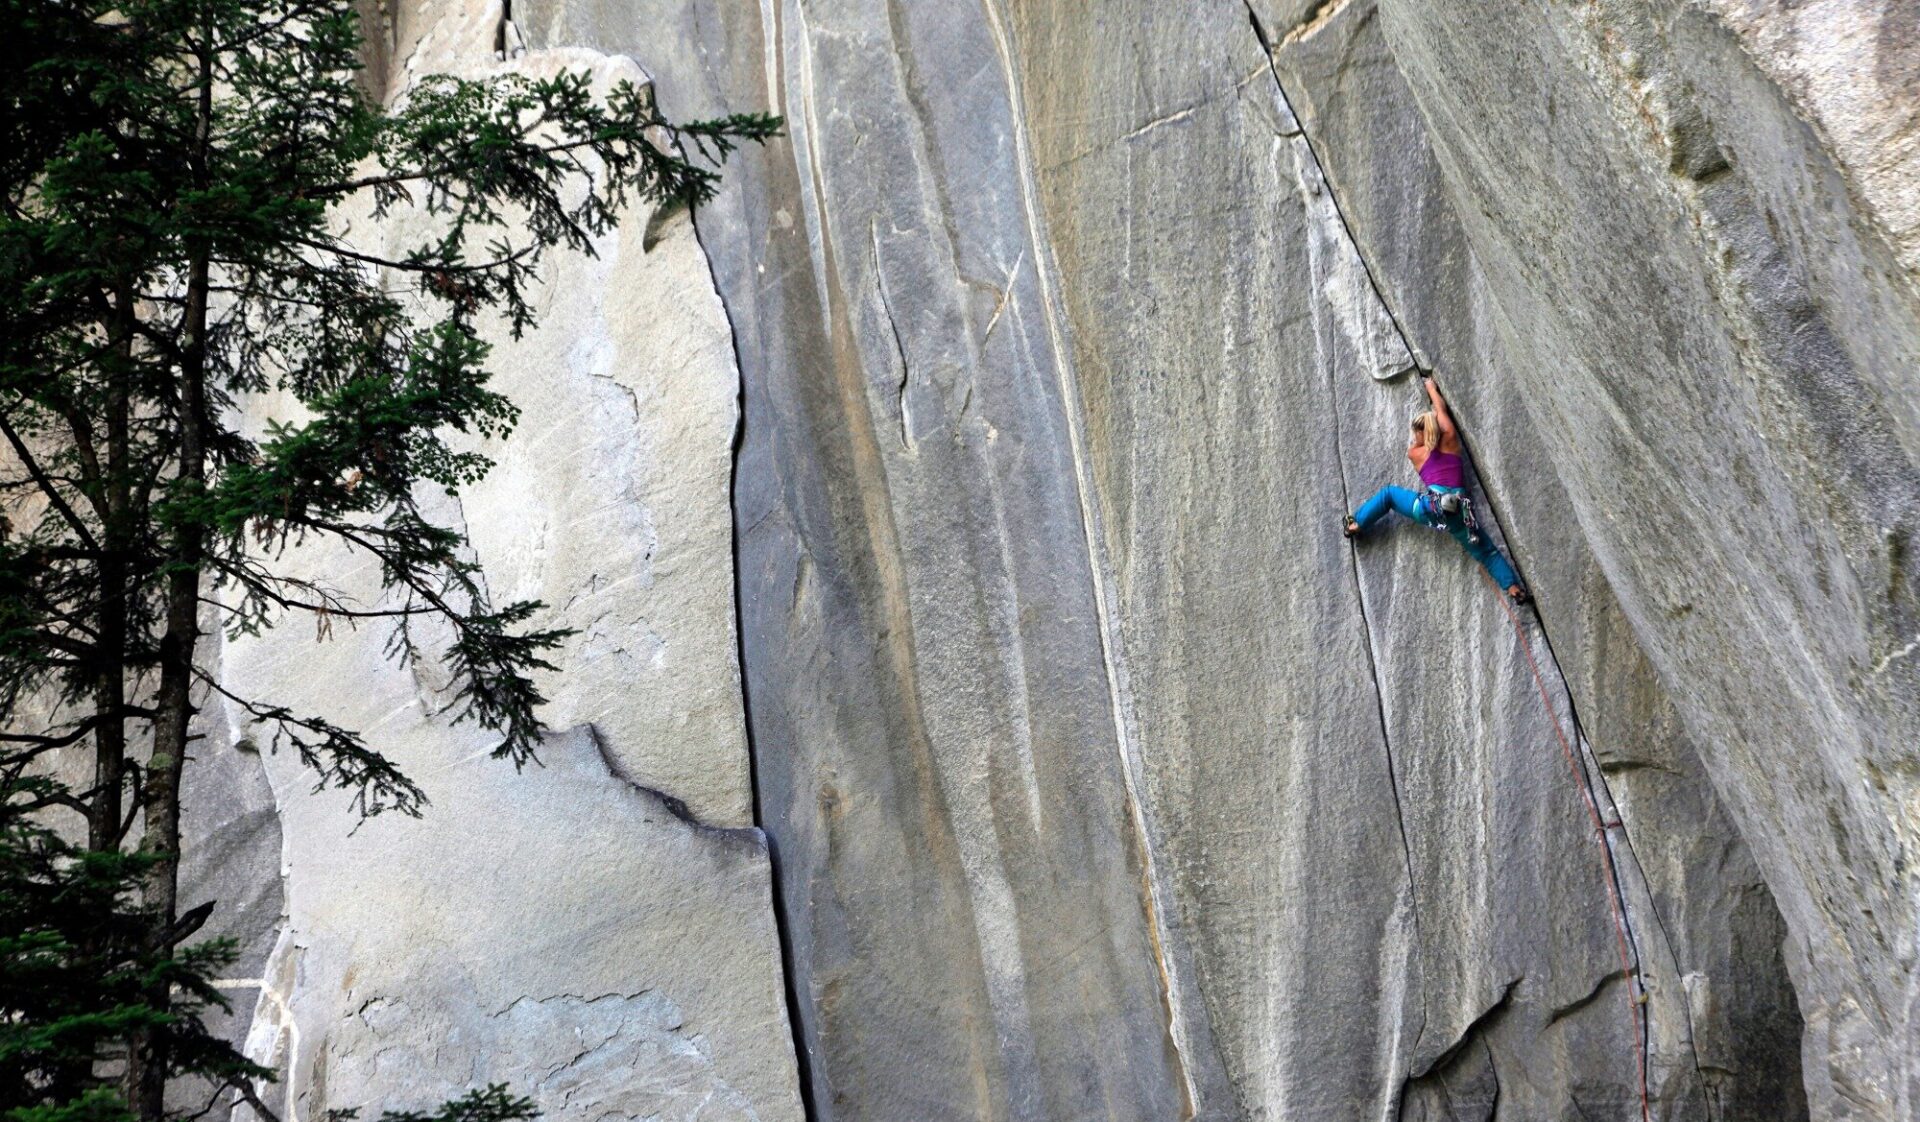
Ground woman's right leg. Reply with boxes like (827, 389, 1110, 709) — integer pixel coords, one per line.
(1353, 485, 1424, 532)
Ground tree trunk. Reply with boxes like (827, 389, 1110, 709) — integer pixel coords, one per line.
(127, 264, 208, 1122)
(87, 285, 135, 854)
(126, 30, 215, 1119)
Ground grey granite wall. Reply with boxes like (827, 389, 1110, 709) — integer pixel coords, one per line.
(167, 0, 1919, 1117)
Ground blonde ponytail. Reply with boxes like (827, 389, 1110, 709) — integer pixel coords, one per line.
(1413, 411, 1440, 450)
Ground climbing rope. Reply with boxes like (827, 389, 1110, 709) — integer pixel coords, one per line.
(1484, 571, 1654, 1122)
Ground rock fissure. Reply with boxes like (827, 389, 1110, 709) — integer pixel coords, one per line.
(1411, 977, 1517, 1082)
(588, 367, 643, 424)
(1483, 1037, 1502, 1117)
(691, 191, 820, 1122)
(977, 249, 1022, 344)
(1309, 222, 1433, 1086)
(489, 991, 654, 1017)
(1591, 777, 1719, 1097)
(1119, 104, 1198, 142)
(1256, 9, 1682, 1112)
(1546, 971, 1626, 1029)
(1282, 0, 1355, 46)
(866, 222, 915, 453)
(1401, 982, 1514, 1121)
(1245, 3, 1426, 374)
(579, 722, 761, 843)
(1447, 399, 1663, 1068)
(1322, 368, 1427, 1023)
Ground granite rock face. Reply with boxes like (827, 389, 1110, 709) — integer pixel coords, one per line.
(516, 0, 1908, 1116)
(1329, 3, 1920, 1117)
(153, 0, 1920, 1118)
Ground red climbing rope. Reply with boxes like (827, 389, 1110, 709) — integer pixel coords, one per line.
(1485, 573, 1654, 1122)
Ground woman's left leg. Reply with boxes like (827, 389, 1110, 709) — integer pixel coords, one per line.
(1450, 523, 1521, 592)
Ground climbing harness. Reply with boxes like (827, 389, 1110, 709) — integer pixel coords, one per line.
(1484, 571, 1654, 1122)
(1418, 483, 1483, 542)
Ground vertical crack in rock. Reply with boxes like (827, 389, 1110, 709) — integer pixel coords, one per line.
(690, 201, 819, 1120)
(1564, 728, 1716, 1095)
(240, 930, 303, 1122)
(1453, 432, 1666, 1100)
(1307, 196, 1430, 1078)
(1249, 5, 1684, 1109)
(1423, 327, 1675, 1110)
(978, 0, 1200, 1112)
(1483, 1037, 1502, 1116)
(1245, 5, 1423, 375)
(867, 221, 915, 453)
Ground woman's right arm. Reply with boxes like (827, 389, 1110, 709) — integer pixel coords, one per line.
(1422, 375, 1457, 436)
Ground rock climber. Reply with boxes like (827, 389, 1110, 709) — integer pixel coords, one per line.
(1342, 374, 1530, 605)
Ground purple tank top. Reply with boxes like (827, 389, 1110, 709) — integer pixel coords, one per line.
(1419, 449, 1465, 489)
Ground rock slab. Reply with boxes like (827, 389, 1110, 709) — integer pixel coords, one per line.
(184, 11, 803, 1121)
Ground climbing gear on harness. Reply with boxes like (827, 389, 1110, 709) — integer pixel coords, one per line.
(1485, 569, 1652, 1122)
(1418, 484, 1484, 543)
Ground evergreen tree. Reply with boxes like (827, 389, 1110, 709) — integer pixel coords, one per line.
(1, 763, 266, 1122)
(0, 0, 777, 1116)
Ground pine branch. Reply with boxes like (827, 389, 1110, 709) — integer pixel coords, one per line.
(192, 669, 428, 818)
(305, 135, 616, 198)
(0, 412, 101, 553)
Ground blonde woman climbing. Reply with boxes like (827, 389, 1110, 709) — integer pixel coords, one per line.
(1342, 375, 1530, 605)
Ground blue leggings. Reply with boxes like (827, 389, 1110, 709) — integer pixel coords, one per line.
(1353, 485, 1521, 591)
